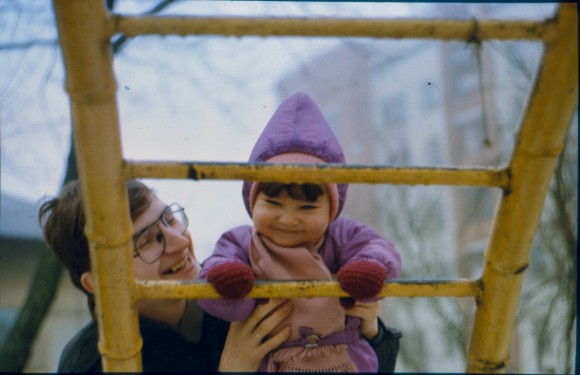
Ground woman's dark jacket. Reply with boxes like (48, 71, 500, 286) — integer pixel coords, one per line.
(58, 310, 400, 372)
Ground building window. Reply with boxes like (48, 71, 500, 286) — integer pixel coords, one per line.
(465, 239, 486, 278)
(422, 82, 439, 112)
(463, 187, 497, 222)
(427, 137, 443, 164)
(448, 46, 480, 98)
(455, 108, 486, 155)
(383, 94, 407, 129)
(382, 94, 410, 165)
(326, 110, 341, 136)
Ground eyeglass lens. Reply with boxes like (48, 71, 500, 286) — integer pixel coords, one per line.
(134, 204, 188, 264)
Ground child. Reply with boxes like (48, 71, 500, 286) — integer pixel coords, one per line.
(198, 92, 401, 372)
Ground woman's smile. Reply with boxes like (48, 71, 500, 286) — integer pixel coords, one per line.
(163, 253, 191, 275)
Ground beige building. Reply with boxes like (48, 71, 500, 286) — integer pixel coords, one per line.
(273, 5, 545, 369)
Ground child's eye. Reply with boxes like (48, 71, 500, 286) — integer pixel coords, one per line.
(265, 199, 281, 206)
(301, 204, 318, 210)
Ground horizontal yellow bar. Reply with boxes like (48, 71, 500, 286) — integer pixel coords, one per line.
(124, 161, 510, 188)
(113, 15, 552, 41)
(134, 279, 481, 300)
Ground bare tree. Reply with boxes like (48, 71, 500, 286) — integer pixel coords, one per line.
(492, 33, 577, 374)
(0, 1, 178, 370)
(372, 10, 576, 371)
(377, 185, 471, 372)
(519, 115, 578, 374)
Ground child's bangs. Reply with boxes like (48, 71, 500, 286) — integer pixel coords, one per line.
(260, 183, 325, 202)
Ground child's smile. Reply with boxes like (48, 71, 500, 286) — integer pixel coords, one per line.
(252, 189, 331, 248)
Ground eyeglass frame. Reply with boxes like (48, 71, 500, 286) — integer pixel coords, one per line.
(132, 203, 189, 264)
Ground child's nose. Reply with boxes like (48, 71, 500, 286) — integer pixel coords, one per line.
(278, 211, 298, 225)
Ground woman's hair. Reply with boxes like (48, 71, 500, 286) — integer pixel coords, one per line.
(38, 179, 153, 308)
(258, 183, 325, 202)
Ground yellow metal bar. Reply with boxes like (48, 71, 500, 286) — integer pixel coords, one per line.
(466, 4, 578, 373)
(114, 15, 553, 41)
(124, 161, 510, 188)
(52, 0, 142, 372)
(135, 279, 481, 300)
(52, 1, 575, 373)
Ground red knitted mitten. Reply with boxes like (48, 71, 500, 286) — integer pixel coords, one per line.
(337, 261, 386, 303)
(207, 262, 255, 299)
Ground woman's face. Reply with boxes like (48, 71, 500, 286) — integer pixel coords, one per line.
(131, 196, 200, 281)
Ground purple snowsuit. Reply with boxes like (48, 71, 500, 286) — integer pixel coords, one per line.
(198, 92, 402, 372)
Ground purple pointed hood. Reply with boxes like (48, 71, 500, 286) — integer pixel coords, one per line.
(242, 92, 348, 219)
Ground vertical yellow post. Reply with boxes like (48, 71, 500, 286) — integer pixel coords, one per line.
(466, 4, 578, 373)
(52, 0, 142, 371)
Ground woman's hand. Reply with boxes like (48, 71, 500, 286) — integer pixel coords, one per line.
(344, 300, 381, 340)
(218, 299, 293, 372)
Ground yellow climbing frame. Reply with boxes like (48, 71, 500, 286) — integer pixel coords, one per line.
(51, 1, 577, 372)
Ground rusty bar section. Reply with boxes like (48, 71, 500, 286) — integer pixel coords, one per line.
(114, 15, 552, 41)
(135, 279, 481, 300)
(466, 4, 578, 373)
(124, 161, 510, 188)
(52, 0, 142, 372)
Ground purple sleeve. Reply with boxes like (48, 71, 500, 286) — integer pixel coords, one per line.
(197, 226, 256, 321)
(325, 218, 402, 279)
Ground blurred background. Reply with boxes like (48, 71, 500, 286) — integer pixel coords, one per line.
(0, 1, 576, 372)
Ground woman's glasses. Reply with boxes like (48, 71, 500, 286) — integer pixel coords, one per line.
(132, 203, 189, 264)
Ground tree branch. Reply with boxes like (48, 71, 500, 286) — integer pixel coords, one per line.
(0, 40, 57, 50)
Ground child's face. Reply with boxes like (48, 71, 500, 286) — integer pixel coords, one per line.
(253, 188, 331, 248)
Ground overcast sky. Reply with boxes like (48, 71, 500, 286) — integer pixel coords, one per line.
(1, 1, 419, 259)
(1, 2, 559, 259)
